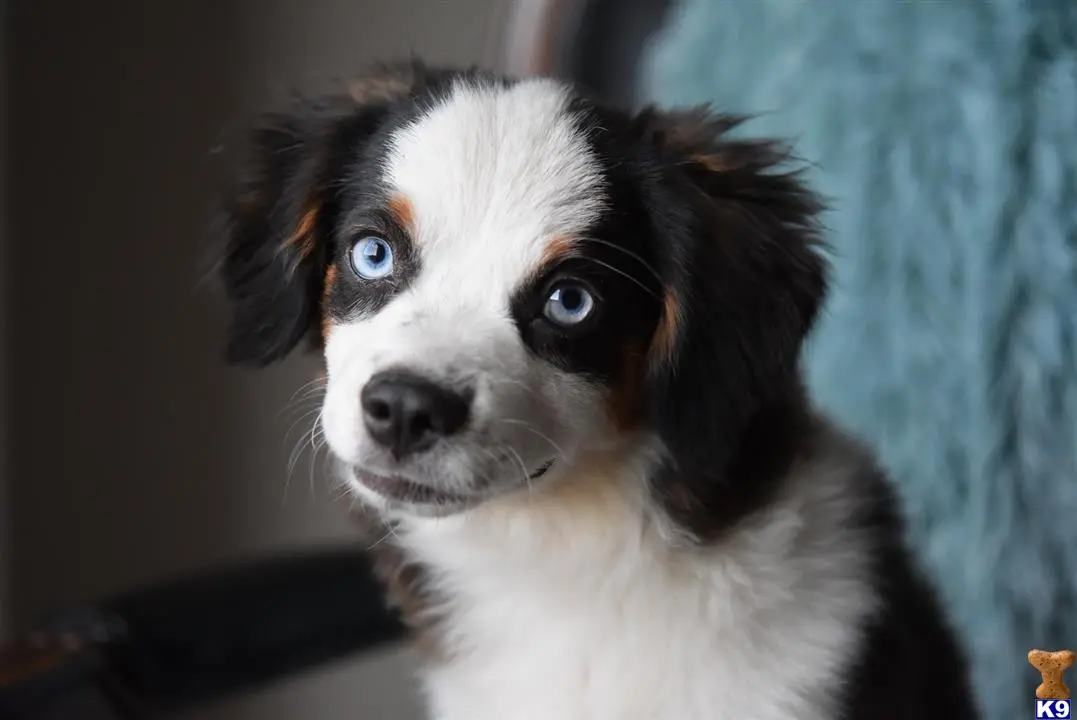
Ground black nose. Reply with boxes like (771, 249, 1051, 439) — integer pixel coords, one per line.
(360, 370, 471, 459)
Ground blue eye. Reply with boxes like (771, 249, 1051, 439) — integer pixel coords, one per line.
(350, 236, 394, 279)
(544, 283, 596, 326)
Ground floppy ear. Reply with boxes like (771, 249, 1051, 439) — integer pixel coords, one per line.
(218, 64, 425, 366)
(637, 108, 829, 538)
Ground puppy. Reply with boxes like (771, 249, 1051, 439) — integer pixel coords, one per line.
(219, 62, 975, 720)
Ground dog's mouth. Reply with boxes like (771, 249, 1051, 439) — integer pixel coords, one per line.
(354, 459, 556, 506)
(353, 469, 467, 505)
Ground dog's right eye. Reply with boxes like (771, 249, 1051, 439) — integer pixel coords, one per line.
(543, 281, 598, 327)
(350, 236, 395, 279)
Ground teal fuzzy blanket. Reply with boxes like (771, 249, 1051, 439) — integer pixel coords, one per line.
(642, 2, 1077, 717)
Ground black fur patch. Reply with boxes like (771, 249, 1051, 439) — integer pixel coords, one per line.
(836, 455, 975, 718)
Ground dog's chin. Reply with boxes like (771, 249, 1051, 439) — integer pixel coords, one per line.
(349, 460, 557, 518)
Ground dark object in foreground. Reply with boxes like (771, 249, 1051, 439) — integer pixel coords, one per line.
(0, 548, 407, 720)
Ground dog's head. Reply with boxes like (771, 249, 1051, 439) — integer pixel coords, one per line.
(220, 63, 826, 537)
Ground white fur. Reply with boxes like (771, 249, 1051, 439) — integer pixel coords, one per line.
(399, 432, 878, 720)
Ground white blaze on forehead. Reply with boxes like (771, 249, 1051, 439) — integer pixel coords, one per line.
(383, 78, 605, 299)
(322, 80, 610, 465)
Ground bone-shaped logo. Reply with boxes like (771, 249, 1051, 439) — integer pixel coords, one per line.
(1029, 649, 1076, 701)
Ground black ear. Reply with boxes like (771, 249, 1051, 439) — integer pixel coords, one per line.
(637, 108, 829, 539)
(218, 63, 425, 366)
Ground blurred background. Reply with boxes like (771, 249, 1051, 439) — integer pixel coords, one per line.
(3, 1, 1075, 719)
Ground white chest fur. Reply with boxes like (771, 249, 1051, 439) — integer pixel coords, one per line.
(396, 448, 878, 720)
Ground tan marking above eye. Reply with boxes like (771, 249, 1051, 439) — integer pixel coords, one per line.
(520, 235, 578, 288)
(540, 234, 575, 267)
(388, 194, 417, 237)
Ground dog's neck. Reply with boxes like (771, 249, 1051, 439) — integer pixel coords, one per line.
(391, 423, 878, 720)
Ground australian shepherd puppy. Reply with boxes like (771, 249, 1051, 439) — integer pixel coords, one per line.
(218, 62, 975, 720)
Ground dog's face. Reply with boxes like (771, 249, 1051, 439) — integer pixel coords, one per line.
(221, 64, 826, 533)
(320, 76, 643, 515)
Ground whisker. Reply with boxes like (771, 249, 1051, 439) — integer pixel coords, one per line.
(308, 413, 327, 500)
(330, 483, 352, 503)
(495, 418, 567, 461)
(468, 445, 501, 488)
(284, 410, 324, 500)
(366, 520, 402, 551)
(281, 409, 322, 443)
(482, 375, 539, 400)
(285, 376, 327, 407)
(579, 237, 663, 285)
(277, 380, 326, 420)
(578, 256, 663, 302)
(282, 415, 320, 506)
(288, 387, 327, 409)
(281, 395, 324, 423)
(502, 444, 535, 505)
(284, 406, 323, 457)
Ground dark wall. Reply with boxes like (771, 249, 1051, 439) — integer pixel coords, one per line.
(9, 0, 250, 629)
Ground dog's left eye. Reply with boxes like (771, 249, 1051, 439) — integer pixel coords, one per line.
(350, 236, 394, 279)
(544, 282, 595, 326)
